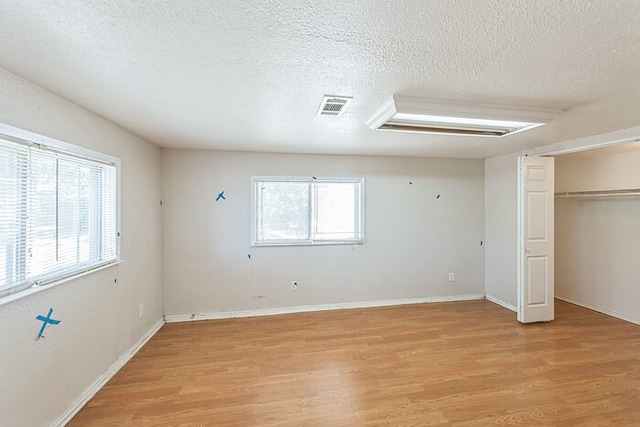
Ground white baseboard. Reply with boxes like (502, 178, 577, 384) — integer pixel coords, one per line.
(485, 294, 517, 312)
(164, 294, 486, 323)
(555, 294, 640, 326)
(54, 318, 165, 426)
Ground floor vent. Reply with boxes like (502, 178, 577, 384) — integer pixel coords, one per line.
(317, 95, 352, 117)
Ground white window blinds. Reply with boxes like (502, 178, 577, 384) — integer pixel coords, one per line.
(0, 137, 118, 297)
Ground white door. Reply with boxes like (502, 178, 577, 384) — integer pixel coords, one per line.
(517, 156, 554, 323)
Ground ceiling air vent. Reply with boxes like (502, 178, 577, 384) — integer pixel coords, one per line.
(317, 95, 352, 117)
(366, 96, 561, 137)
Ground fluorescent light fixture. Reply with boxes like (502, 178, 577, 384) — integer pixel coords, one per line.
(366, 96, 561, 137)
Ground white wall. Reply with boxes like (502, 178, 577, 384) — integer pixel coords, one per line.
(0, 68, 163, 426)
(483, 153, 518, 311)
(163, 150, 485, 317)
(555, 147, 640, 324)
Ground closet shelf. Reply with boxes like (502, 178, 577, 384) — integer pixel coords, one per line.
(555, 189, 640, 198)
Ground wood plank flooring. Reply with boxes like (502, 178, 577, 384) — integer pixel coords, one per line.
(68, 300, 640, 426)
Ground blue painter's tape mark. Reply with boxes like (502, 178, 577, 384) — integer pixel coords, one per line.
(436, 194, 441, 199)
(36, 308, 61, 339)
(216, 191, 226, 201)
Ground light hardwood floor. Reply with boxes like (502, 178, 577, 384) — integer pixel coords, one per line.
(69, 300, 640, 426)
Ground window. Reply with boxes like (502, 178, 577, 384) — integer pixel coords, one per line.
(252, 176, 364, 246)
(0, 131, 119, 298)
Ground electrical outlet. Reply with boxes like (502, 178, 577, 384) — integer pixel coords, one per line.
(448, 273, 455, 282)
(138, 304, 144, 318)
(290, 281, 298, 291)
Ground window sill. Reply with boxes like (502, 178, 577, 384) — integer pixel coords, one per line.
(251, 241, 364, 247)
(0, 260, 124, 307)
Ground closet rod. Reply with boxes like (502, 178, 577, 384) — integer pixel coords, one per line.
(555, 189, 640, 198)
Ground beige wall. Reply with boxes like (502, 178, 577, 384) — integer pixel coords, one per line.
(162, 149, 485, 318)
(555, 145, 640, 324)
(483, 153, 519, 311)
(0, 68, 164, 426)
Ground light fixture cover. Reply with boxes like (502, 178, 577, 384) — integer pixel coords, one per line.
(366, 96, 561, 137)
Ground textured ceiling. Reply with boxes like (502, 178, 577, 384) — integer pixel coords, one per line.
(1, 0, 639, 158)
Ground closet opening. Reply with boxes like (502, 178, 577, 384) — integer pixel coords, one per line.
(552, 141, 640, 325)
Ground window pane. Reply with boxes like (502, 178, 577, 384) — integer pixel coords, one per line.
(253, 177, 364, 246)
(0, 144, 25, 287)
(257, 182, 309, 241)
(25, 151, 57, 278)
(314, 182, 358, 240)
(0, 134, 119, 297)
(54, 158, 92, 269)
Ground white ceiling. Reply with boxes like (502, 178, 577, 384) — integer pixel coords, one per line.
(557, 140, 640, 160)
(1, 0, 639, 159)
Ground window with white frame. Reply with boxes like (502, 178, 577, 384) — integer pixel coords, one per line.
(0, 132, 119, 298)
(252, 176, 364, 246)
